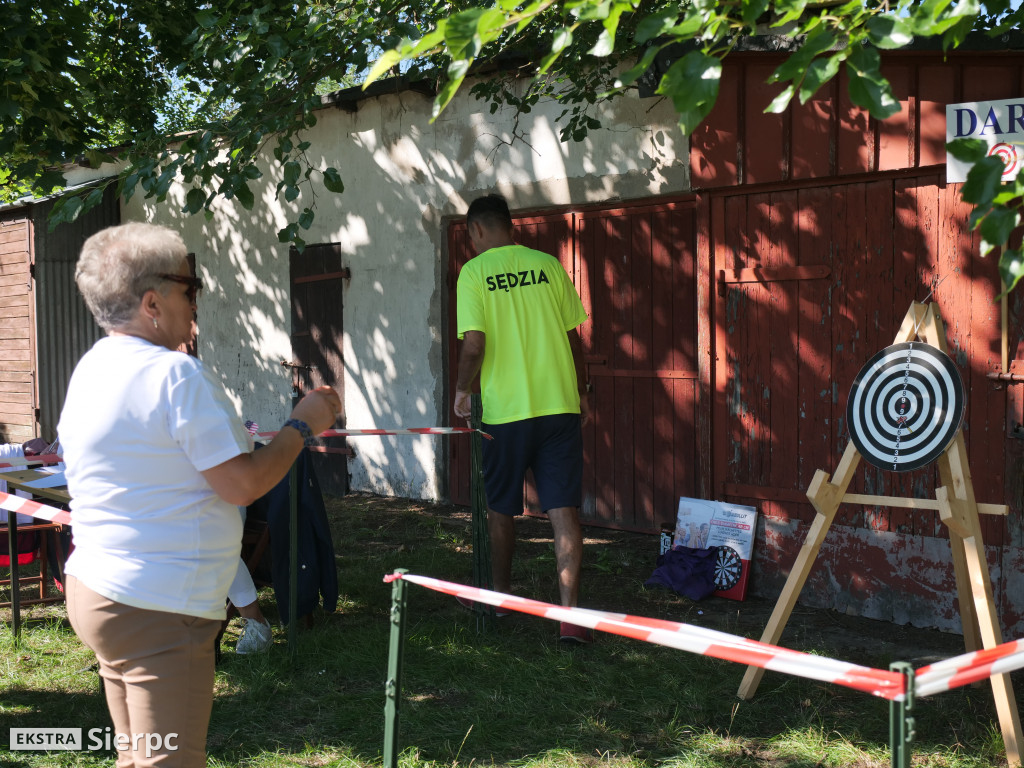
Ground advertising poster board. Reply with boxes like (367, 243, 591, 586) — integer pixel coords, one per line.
(673, 497, 758, 601)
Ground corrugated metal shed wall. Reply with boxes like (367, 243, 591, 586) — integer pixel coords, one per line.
(31, 186, 118, 441)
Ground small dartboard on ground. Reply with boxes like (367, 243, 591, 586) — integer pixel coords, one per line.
(714, 546, 743, 591)
(846, 342, 965, 472)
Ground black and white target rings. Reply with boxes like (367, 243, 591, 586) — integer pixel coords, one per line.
(846, 342, 965, 472)
(714, 546, 743, 591)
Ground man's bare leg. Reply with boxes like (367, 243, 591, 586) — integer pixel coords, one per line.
(487, 509, 516, 594)
(547, 507, 582, 607)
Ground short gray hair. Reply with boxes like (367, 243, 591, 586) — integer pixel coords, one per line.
(76, 222, 188, 331)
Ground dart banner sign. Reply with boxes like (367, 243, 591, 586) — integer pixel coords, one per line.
(672, 497, 757, 601)
(946, 97, 1024, 183)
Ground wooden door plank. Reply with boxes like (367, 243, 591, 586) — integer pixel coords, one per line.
(861, 180, 896, 532)
(629, 213, 655, 528)
(878, 63, 913, 172)
(795, 186, 834, 513)
(767, 191, 800, 519)
(790, 78, 836, 179)
(832, 182, 867, 527)
(746, 63, 787, 185)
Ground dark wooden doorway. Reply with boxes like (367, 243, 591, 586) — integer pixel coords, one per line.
(289, 243, 351, 496)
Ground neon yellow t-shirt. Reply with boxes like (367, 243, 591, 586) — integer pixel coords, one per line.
(457, 244, 588, 424)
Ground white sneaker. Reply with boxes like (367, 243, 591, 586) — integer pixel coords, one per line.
(235, 618, 273, 654)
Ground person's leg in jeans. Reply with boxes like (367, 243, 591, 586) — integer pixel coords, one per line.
(67, 574, 221, 767)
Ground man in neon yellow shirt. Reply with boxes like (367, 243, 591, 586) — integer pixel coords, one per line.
(454, 195, 593, 644)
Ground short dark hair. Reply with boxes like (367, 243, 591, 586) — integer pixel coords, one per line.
(466, 194, 513, 231)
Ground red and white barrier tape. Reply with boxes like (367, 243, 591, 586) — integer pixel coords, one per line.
(257, 427, 492, 440)
(0, 490, 71, 525)
(382, 573, 906, 700)
(915, 638, 1024, 697)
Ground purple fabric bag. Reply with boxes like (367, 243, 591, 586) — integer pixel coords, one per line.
(645, 546, 719, 601)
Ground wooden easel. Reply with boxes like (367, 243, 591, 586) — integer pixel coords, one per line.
(735, 302, 1023, 767)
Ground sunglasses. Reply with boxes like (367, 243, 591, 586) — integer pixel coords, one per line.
(159, 273, 204, 302)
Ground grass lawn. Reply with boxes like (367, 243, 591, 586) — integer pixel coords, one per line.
(1, 493, 1016, 767)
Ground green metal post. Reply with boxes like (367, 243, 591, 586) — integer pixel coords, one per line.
(288, 461, 299, 659)
(383, 569, 408, 768)
(469, 394, 493, 631)
(889, 662, 915, 768)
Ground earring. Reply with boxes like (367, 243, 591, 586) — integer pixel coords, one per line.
(152, 318, 159, 329)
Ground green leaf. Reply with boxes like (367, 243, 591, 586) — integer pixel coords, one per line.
(866, 15, 915, 50)
(979, 205, 1020, 255)
(278, 223, 298, 243)
(284, 184, 300, 202)
(945, 137, 988, 164)
(552, 27, 574, 55)
(298, 208, 315, 230)
(322, 167, 344, 193)
(235, 182, 254, 210)
(845, 44, 900, 120)
(799, 54, 841, 104)
(772, 0, 808, 26)
(184, 187, 206, 214)
(364, 51, 404, 88)
(1000, 248, 1024, 293)
(961, 156, 1005, 205)
(409, 27, 446, 57)
(741, 0, 770, 28)
(635, 8, 678, 44)
(770, 27, 836, 85)
(590, 29, 615, 57)
(432, 59, 471, 118)
(657, 51, 722, 136)
(36, 169, 66, 193)
(614, 46, 661, 89)
(85, 149, 116, 168)
(766, 84, 796, 114)
(55, 195, 84, 227)
(195, 9, 218, 28)
(283, 161, 301, 187)
(444, 8, 487, 58)
(574, 1, 611, 21)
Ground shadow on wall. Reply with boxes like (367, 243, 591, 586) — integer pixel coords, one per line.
(131, 84, 684, 501)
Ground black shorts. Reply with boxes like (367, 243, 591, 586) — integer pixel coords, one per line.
(481, 413, 583, 516)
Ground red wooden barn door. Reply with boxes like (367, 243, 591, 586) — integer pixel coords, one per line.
(710, 174, 1008, 587)
(576, 202, 699, 531)
(447, 201, 700, 533)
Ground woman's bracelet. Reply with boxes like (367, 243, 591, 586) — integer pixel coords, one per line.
(282, 418, 316, 446)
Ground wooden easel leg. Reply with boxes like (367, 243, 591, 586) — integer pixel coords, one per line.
(963, 530, 1022, 766)
(937, 463, 982, 654)
(737, 469, 843, 700)
(938, 437, 1023, 767)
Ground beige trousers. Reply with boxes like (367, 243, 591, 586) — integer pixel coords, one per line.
(66, 575, 221, 768)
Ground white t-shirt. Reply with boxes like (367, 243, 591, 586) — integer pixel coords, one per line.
(59, 335, 252, 620)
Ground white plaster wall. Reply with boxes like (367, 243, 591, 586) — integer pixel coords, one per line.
(121, 80, 689, 501)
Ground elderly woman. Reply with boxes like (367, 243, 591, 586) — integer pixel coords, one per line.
(58, 222, 340, 768)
